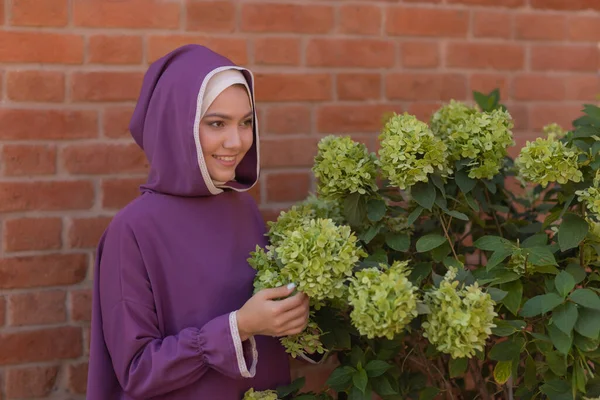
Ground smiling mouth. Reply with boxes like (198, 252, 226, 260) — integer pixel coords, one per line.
(213, 155, 236, 162)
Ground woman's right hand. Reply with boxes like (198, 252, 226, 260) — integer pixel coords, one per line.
(236, 284, 310, 341)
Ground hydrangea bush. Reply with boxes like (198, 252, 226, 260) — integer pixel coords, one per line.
(245, 91, 600, 400)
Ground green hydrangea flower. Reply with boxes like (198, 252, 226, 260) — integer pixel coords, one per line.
(377, 113, 450, 190)
(506, 248, 532, 275)
(299, 194, 345, 225)
(577, 186, 600, 215)
(276, 218, 366, 301)
(243, 388, 279, 400)
(348, 261, 419, 340)
(313, 135, 378, 200)
(543, 123, 567, 140)
(516, 136, 583, 188)
(430, 101, 515, 180)
(423, 268, 497, 359)
(280, 317, 326, 358)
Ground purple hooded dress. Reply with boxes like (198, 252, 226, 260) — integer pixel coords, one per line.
(86, 45, 291, 399)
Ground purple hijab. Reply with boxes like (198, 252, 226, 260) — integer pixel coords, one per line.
(86, 44, 290, 399)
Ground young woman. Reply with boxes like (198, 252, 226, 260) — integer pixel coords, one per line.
(86, 44, 310, 399)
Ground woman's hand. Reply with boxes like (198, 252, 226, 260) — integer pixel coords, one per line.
(236, 284, 310, 341)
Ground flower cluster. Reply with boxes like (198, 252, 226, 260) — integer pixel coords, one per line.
(299, 194, 345, 225)
(377, 113, 450, 190)
(516, 136, 583, 188)
(348, 261, 419, 340)
(577, 173, 600, 216)
(506, 248, 532, 275)
(243, 389, 279, 400)
(280, 318, 326, 358)
(422, 268, 497, 359)
(313, 135, 378, 200)
(430, 101, 515, 180)
(543, 122, 567, 140)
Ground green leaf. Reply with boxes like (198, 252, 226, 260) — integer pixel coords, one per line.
(493, 360, 513, 384)
(486, 247, 513, 271)
(558, 213, 589, 252)
(351, 346, 365, 367)
(409, 262, 432, 285)
(407, 206, 423, 226)
(548, 324, 573, 355)
(431, 174, 446, 197)
(574, 360, 586, 394)
(360, 225, 379, 244)
(522, 233, 548, 248)
(569, 289, 600, 310)
(326, 366, 355, 391)
(545, 352, 568, 376)
(344, 193, 367, 227)
(371, 376, 397, 396)
(552, 302, 578, 336)
(277, 377, 306, 397)
(445, 210, 469, 221)
(492, 319, 526, 336)
(474, 235, 513, 252)
(411, 180, 436, 211)
(364, 360, 391, 378)
(419, 387, 440, 400)
(574, 333, 599, 352)
(502, 280, 523, 316)
(349, 386, 371, 400)
(555, 271, 576, 298)
(574, 308, 600, 339)
(525, 246, 558, 266)
(525, 355, 537, 389)
(416, 234, 447, 253)
(353, 369, 368, 394)
(520, 293, 564, 317)
(449, 358, 468, 378)
(455, 169, 477, 194)
(566, 263, 586, 284)
(367, 199, 387, 222)
(489, 338, 524, 361)
(385, 233, 410, 252)
(465, 193, 479, 211)
(488, 287, 508, 302)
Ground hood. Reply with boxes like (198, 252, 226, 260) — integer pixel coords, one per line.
(129, 44, 259, 197)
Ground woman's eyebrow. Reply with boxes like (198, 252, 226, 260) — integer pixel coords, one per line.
(203, 110, 254, 120)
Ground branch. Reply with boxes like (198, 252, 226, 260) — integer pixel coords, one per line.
(484, 186, 503, 238)
(439, 213, 459, 261)
(469, 358, 491, 400)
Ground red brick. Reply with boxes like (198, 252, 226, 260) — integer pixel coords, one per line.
(2, 144, 57, 176)
(515, 14, 566, 41)
(339, 4, 381, 35)
(0, 0, 4, 23)
(447, 43, 525, 70)
(148, 35, 248, 65)
(84, 325, 91, 355)
(337, 74, 381, 101)
(254, 38, 300, 66)
(307, 39, 394, 68)
(512, 75, 566, 101)
(248, 180, 261, 205)
(260, 207, 286, 223)
(71, 72, 143, 102)
(8, 291, 66, 326)
(317, 104, 403, 134)
(73, 0, 180, 28)
(0, 109, 97, 140)
(266, 172, 311, 203)
(530, 105, 583, 130)
(241, 3, 333, 34)
(0, 254, 87, 289)
(531, 0, 600, 11)
(254, 74, 332, 102)
(186, 1, 235, 32)
(0, 32, 83, 64)
(386, 7, 469, 37)
(89, 35, 143, 65)
(566, 75, 600, 101)
(102, 178, 145, 209)
(0, 327, 82, 364)
(531, 45, 599, 72)
(470, 74, 510, 98)
(0, 181, 94, 212)
(70, 289, 92, 322)
(447, 0, 524, 6)
(568, 16, 600, 41)
(3, 217, 62, 252)
(0, 296, 5, 326)
(103, 106, 135, 138)
(5, 366, 59, 398)
(63, 143, 148, 175)
(400, 41, 439, 68)
(407, 103, 443, 123)
(261, 138, 321, 168)
(6, 70, 65, 102)
(10, 0, 67, 27)
(474, 11, 512, 38)
(68, 217, 112, 249)
(68, 362, 88, 394)
(504, 103, 529, 131)
(264, 105, 311, 135)
(387, 74, 467, 101)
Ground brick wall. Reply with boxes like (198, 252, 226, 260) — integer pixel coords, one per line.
(0, 0, 599, 398)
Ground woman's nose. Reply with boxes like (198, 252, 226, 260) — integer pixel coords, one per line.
(223, 126, 242, 149)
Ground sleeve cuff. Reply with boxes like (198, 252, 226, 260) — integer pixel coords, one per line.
(229, 311, 258, 378)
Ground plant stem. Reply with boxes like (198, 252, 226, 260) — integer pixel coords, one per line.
(484, 187, 504, 238)
(507, 376, 514, 400)
(439, 213, 459, 261)
(469, 358, 491, 400)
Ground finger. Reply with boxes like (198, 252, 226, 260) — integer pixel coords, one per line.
(277, 301, 309, 325)
(260, 283, 296, 300)
(280, 319, 309, 336)
(273, 291, 306, 313)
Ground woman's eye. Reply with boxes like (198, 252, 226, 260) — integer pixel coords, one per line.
(209, 121, 224, 128)
(242, 119, 253, 127)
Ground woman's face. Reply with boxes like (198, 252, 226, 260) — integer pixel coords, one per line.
(199, 85, 254, 183)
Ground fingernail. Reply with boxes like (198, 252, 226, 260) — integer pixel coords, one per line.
(287, 283, 296, 290)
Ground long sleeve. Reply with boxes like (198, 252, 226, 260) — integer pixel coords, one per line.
(98, 219, 257, 398)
